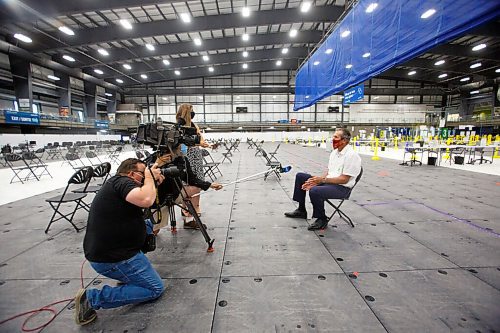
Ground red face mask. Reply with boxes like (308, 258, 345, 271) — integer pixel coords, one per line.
(332, 138, 342, 150)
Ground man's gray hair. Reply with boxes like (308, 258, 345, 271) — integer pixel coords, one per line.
(335, 128, 352, 141)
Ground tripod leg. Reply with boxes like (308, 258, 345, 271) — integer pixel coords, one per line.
(182, 199, 214, 252)
(169, 205, 177, 234)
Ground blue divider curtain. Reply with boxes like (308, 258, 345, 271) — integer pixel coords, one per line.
(293, 0, 500, 111)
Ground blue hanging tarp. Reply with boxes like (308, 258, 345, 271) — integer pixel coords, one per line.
(294, 0, 500, 111)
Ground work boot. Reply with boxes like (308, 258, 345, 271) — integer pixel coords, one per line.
(183, 220, 207, 230)
(284, 209, 307, 219)
(307, 218, 328, 231)
(74, 289, 97, 326)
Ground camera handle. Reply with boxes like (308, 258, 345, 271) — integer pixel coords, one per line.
(173, 177, 215, 253)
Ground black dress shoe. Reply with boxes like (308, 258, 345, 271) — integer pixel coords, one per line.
(284, 209, 307, 219)
(307, 218, 328, 230)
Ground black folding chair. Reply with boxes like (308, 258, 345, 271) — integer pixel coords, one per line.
(268, 144, 281, 162)
(325, 167, 363, 228)
(108, 146, 123, 165)
(4, 153, 40, 183)
(45, 167, 94, 233)
(261, 150, 282, 181)
(64, 152, 86, 170)
(255, 141, 265, 156)
(22, 151, 52, 180)
(85, 151, 103, 166)
(73, 162, 111, 194)
(201, 149, 222, 181)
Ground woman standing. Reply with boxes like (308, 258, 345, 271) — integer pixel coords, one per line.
(176, 103, 211, 218)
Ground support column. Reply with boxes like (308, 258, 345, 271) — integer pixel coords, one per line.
(9, 56, 33, 112)
(105, 90, 117, 114)
(84, 81, 97, 119)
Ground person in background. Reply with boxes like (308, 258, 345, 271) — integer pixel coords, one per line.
(284, 128, 362, 230)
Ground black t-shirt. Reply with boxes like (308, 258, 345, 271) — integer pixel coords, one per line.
(83, 175, 146, 263)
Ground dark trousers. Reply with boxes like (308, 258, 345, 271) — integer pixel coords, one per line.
(292, 172, 351, 220)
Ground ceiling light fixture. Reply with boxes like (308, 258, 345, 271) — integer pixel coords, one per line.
(47, 75, 60, 81)
(94, 69, 104, 75)
(243, 51, 249, 57)
(470, 90, 479, 94)
(305, 95, 310, 99)
(345, 64, 353, 69)
(120, 19, 133, 30)
(470, 62, 481, 69)
(62, 55, 75, 62)
(242, 63, 248, 69)
(276, 60, 282, 66)
(313, 61, 320, 66)
(163, 59, 170, 66)
(58, 26, 75, 36)
(98, 48, 109, 56)
(341, 30, 350, 38)
(434, 60, 445, 66)
(174, 70, 180, 75)
(208, 67, 214, 72)
(116, 78, 123, 84)
(273, 95, 277, 99)
(300, 1, 312, 12)
(180, 13, 191, 23)
(194, 38, 202, 46)
(162, 97, 168, 101)
(373, 96, 380, 99)
(460, 77, 470, 82)
(198, 96, 203, 100)
(366, 3, 378, 13)
(325, 48, 333, 54)
(13, 33, 32, 43)
(408, 70, 417, 75)
(406, 96, 414, 100)
(438, 73, 448, 78)
(362, 52, 371, 58)
(123, 64, 132, 70)
(421, 9, 436, 19)
(236, 96, 240, 99)
(202, 55, 209, 61)
(141, 74, 148, 79)
(146, 44, 155, 51)
(496, 68, 500, 73)
(282, 48, 289, 54)
(242, 33, 249, 41)
(289, 29, 298, 37)
(242, 7, 250, 17)
(105, 93, 113, 97)
(472, 43, 486, 51)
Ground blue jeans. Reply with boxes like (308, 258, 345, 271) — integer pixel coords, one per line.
(86, 251, 164, 309)
(292, 172, 351, 220)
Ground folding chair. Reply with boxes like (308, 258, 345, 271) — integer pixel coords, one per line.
(85, 151, 103, 166)
(22, 151, 52, 180)
(261, 150, 282, 181)
(45, 167, 94, 233)
(220, 143, 233, 164)
(325, 167, 363, 228)
(4, 153, 40, 183)
(108, 146, 123, 165)
(268, 144, 281, 162)
(255, 141, 265, 156)
(202, 149, 222, 181)
(64, 152, 86, 170)
(136, 151, 145, 159)
(73, 162, 111, 194)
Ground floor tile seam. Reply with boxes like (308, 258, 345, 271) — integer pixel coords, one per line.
(210, 153, 242, 333)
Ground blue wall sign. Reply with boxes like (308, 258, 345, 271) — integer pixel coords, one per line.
(95, 120, 109, 129)
(343, 84, 364, 105)
(4, 110, 40, 125)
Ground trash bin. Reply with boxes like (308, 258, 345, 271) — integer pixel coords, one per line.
(428, 157, 437, 165)
(454, 156, 464, 165)
(381, 146, 386, 151)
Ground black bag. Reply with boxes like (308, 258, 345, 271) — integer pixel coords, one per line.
(142, 234, 156, 253)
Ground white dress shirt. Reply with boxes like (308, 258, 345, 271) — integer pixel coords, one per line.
(326, 144, 362, 188)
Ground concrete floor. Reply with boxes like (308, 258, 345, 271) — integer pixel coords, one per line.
(0, 142, 499, 332)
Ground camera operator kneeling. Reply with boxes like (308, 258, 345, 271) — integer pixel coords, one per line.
(75, 158, 165, 326)
(153, 147, 222, 231)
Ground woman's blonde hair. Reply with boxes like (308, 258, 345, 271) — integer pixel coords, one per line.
(176, 103, 193, 127)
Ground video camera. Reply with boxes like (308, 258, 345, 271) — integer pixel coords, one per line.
(136, 118, 200, 152)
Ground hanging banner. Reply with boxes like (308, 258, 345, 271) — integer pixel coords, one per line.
(343, 84, 364, 105)
(4, 111, 40, 125)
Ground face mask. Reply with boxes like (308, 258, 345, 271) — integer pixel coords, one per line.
(180, 144, 188, 155)
(332, 138, 342, 150)
(190, 111, 195, 119)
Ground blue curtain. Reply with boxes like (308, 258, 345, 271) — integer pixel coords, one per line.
(294, 0, 500, 111)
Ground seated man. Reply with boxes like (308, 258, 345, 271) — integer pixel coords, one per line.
(76, 158, 164, 325)
(285, 128, 361, 230)
(152, 147, 223, 231)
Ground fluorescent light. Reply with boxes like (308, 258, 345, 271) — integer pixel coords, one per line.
(47, 75, 60, 81)
(198, 96, 203, 100)
(366, 3, 378, 13)
(243, 51, 249, 57)
(421, 9, 436, 19)
(180, 13, 191, 23)
(208, 67, 214, 72)
(341, 30, 350, 38)
(120, 19, 132, 30)
(242, 33, 249, 41)
(345, 64, 352, 69)
(438, 73, 448, 78)
(162, 97, 168, 101)
(408, 70, 416, 75)
(62, 55, 75, 62)
(305, 95, 309, 99)
(123, 63, 132, 70)
(273, 95, 276, 99)
(313, 61, 320, 66)
(470, 62, 481, 69)
(14, 33, 32, 43)
(194, 38, 202, 46)
(202, 55, 209, 61)
(276, 60, 282, 66)
(460, 77, 470, 82)
(472, 43, 486, 51)
(325, 48, 333, 54)
(94, 69, 104, 75)
(373, 96, 380, 99)
(496, 69, 500, 73)
(282, 48, 289, 54)
(242, 63, 248, 69)
(174, 70, 180, 75)
(141, 74, 148, 79)
(58, 26, 74, 36)
(242, 7, 250, 17)
(116, 79, 123, 84)
(163, 59, 170, 66)
(236, 96, 240, 99)
(362, 52, 371, 58)
(470, 90, 479, 94)
(406, 96, 414, 100)
(146, 44, 155, 51)
(289, 29, 298, 37)
(105, 93, 113, 97)
(434, 60, 445, 66)
(98, 48, 109, 56)
(300, 1, 312, 12)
